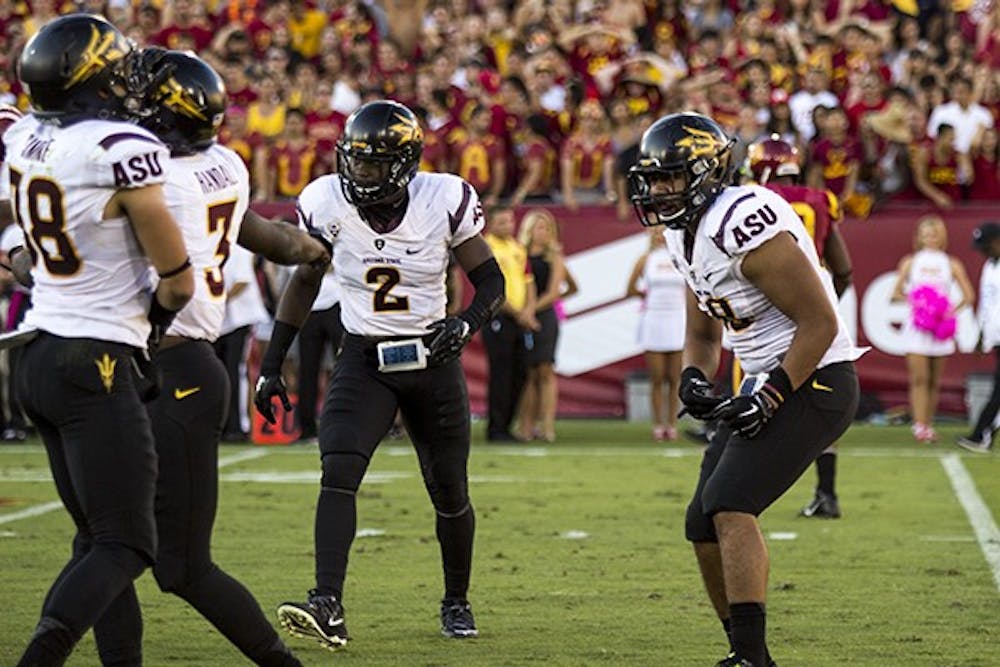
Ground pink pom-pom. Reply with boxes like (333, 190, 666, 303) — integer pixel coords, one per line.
(933, 314, 957, 341)
(908, 284, 955, 340)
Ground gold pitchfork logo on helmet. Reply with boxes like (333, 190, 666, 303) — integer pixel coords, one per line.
(65, 25, 129, 89)
(676, 125, 723, 159)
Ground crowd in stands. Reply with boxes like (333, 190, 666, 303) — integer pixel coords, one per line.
(0, 0, 996, 218)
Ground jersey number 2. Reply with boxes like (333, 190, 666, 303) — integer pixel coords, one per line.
(366, 267, 409, 312)
(205, 201, 237, 298)
(9, 168, 81, 276)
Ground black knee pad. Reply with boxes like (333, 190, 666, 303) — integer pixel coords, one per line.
(684, 498, 718, 543)
(320, 452, 368, 493)
(152, 556, 213, 595)
(95, 542, 150, 579)
(424, 475, 469, 517)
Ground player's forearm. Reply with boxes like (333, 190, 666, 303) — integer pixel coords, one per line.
(274, 263, 324, 329)
(238, 211, 329, 265)
(683, 336, 720, 378)
(781, 312, 838, 389)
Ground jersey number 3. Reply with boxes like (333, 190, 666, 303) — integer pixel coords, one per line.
(9, 169, 81, 276)
(205, 201, 237, 298)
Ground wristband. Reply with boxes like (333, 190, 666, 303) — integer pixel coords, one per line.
(261, 320, 299, 376)
(766, 366, 793, 400)
(158, 257, 191, 279)
(148, 294, 180, 329)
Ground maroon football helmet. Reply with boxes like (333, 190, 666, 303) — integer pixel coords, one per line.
(746, 134, 800, 184)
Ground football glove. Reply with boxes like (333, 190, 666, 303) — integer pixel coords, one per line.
(426, 317, 472, 366)
(710, 367, 792, 439)
(132, 350, 162, 403)
(254, 374, 292, 425)
(679, 366, 725, 420)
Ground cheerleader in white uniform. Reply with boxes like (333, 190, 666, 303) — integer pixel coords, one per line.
(891, 215, 975, 442)
(627, 229, 688, 440)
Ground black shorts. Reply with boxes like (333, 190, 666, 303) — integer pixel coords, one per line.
(318, 333, 470, 476)
(526, 308, 559, 366)
(17, 333, 158, 560)
(685, 361, 859, 542)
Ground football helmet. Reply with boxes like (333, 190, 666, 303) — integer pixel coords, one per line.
(336, 100, 423, 207)
(746, 134, 800, 185)
(140, 50, 226, 156)
(628, 112, 735, 229)
(19, 14, 136, 122)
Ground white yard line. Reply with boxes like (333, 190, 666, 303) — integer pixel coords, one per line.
(0, 501, 63, 526)
(0, 448, 271, 526)
(940, 454, 1000, 593)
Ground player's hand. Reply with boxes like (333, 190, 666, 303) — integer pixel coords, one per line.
(426, 317, 472, 366)
(710, 368, 792, 439)
(254, 374, 292, 424)
(132, 350, 162, 403)
(679, 366, 725, 420)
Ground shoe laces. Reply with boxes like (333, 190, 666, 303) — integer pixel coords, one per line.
(441, 599, 474, 628)
(307, 590, 343, 620)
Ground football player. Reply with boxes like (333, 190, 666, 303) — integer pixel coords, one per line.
(629, 113, 865, 667)
(90, 50, 328, 667)
(6, 15, 195, 665)
(254, 100, 504, 650)
(746, 135, 854, 519)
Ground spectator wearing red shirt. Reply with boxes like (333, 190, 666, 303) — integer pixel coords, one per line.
(846, 72, 888, 133)
(910, 124, 971, 209)
(808, 106, 864, 211)
(969, 126, 1000, 201)
(221, 61, 257, 108)
(560, 99, 615, 212)
(304, 79, 346, 157)
(452, 103, 506, 205)
(259, 108, 325, 201)
(510, 114, 559, 207)
(153, 0, 214, 51)
(218, 106, 264, 194)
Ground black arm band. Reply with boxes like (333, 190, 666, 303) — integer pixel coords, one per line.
(158, 257, 191, 279)
(148, 294, 180, 330)
(261, 320, 299, 376)
(460, 258, 505, 333)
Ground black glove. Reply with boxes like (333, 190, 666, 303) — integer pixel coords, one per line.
(679, 366, 725, 420)
(710, 367, 793, 439)
(132, 350, 162, 403)
(254, 374, 292, 425)
(425, 317, 472, 366)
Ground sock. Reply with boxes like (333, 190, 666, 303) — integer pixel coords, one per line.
(729, 602, 766, 666)
(721, 616, 733, 650)
(314, 487, 356, 601)
(436, 504, 476, 600)
(17, 616, 77, 667)
(816, 452, 837, 497)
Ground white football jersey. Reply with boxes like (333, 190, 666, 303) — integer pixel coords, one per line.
(162, 144, 250, 342)
(4, 116, 169, 348)
(664, 184, 864, 374)
(299, 172, 484, 336)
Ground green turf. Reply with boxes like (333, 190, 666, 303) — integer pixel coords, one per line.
(1, 421, 997, 666)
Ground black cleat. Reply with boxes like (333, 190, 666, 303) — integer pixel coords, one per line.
(276, 590, 349, 651)
(440, 598, 478, 638)
(799, 490, 841, 519)
(716, 652, 777, 667)
(956, 435, 993, 454)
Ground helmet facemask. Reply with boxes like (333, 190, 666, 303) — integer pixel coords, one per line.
(336, 142, 418, 207)
(629, 148, 732, 229)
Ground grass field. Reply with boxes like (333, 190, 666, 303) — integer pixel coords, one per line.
(1, 421, 998, 666)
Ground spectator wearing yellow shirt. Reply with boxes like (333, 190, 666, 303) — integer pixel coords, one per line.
(483, 206, 539, 442)
(288, 0, 328, 59)
(246, 73, 287, 141)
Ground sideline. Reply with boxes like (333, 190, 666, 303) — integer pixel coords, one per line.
(940, 454, 1000, 593)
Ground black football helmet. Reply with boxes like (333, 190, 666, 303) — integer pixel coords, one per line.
(628, 112, 736, 229)
(336, 100, 423, 207)
(19, 14, 137, 122)
(140, 50, 226, 156)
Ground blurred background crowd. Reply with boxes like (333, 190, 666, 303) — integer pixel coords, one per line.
(0, 0, 998, 443)
(0, 0, 994, 213)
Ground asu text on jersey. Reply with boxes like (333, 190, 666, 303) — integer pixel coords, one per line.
(4, 116, 169, 348)
(298, 172, 485, 337)
(664, 184, 863, 374)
